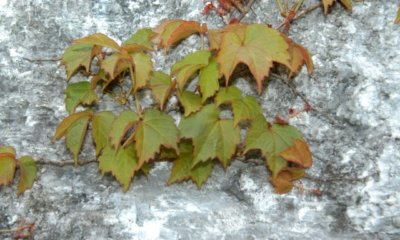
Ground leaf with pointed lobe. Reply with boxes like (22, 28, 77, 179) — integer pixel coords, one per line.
(62, 44, 101, 80)
(149, 71, 174, 110)
(0, 146, 16, 159)
(321, 0, 352, 15)
(179, 104, 240, 168)
(123, 28, 155, 51)
(101, 51, 132, 80)
(167, 140, 214, 188)
(199, 58, 220, 102)
(217, 24, 290, 94)
(171, 50, 211, 90)
(134, 109, 179, 169)
(286, 39, 313, 77)
(65, 81, 98, 114)
(280, 139, 312, 168)
(215, 86, 242, 106)
(131, 52, 153, 91)
(178, 91, 202, 117)
(66, 114, 91, 165)
(152, 19, 207, 50)
(109, 111, 140, 149)
(73, 33, 120, 51)
(99, 143, 138, 192)
(244, 116, 303, 178)
(0, 155, 16, 186)
(53, 111, 93, 141)
(92, 111, 115, 156)
(271, 167, 305, 194)
(17, 156, 37, 196)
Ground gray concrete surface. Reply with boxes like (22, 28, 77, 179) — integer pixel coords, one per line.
(0, 0, 399, 239)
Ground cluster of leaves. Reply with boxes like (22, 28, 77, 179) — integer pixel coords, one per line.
(0, 146, 37, 195)
(54, 19, 313, 193)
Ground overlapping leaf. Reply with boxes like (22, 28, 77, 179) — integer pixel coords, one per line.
(286, 38, 314, 77)
(123, 28, 155, 51)
(178, 91, 202, 117)
(217, 24, 291, 93)
(17, 156, 37, 195)
(168, 141, 215, 188)
(65, 81, 98, 113)
(270, 167, 305, 194)
(62, 44, 101, 80)
(280, 139, 312, 168)
(171, 50, 211, 89)
(92, 111, 115, 156)
(109, 111, 140, 148)
(179, 104, 240, 168)
(322, 0, 352, 15)
(199, 58, 220, 102)
(216, 86, 263, 125)
(134, 109, 179, 169)
(149, 71, 174, 110)
(73, 33, 120, 50)
(0, 148, 16, 186)
(131, 52, 153, 91)
(99, 143, 138, 192)
(101, 50, 132, 80)
(244, 116, 304, 178)
(152, 19, 207, 50)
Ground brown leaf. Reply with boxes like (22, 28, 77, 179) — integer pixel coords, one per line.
(280, 139, 312, 168)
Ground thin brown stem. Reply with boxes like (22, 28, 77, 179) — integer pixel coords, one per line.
(293, 2, 321, 21)
(22, 57, 61, 62)
(35, 158, 97, 167)
(238, 0, 257, 21)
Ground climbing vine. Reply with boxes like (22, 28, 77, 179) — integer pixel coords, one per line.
(0, 0, 399, 199)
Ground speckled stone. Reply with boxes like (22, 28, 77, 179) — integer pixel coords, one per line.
(0, 0, 399, 239)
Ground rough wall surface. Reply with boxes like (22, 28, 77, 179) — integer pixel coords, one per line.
(0, 0, 399, 239)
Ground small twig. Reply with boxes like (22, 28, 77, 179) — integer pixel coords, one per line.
(35, 158, 97, 167)
(238, 0, 257, 21)
(22, 57, 61, 63)
(304, 173, 377, 183)
(293, 2, 321, 21)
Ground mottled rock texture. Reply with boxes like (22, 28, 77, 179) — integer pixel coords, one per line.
(0, 0, 399, 239)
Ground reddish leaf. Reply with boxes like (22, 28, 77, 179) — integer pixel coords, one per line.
(73, 33, 120, 51)
(152, 19, 208, 50)
(286, 38, 313, 77)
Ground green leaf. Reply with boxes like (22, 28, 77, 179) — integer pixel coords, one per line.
(167, 141, 214, 188)
(123, 28, 155, 50)
(0, 156, 16, 186)
(17, 156, 37, 195)
(396, 6, 400, 24)
(217, 24, 290, 94)
(180, 104, 240, 168)
(99, 143, 138, 192)
(216, 86, 263, 125)
(199, 58, 219, 102)
(53, 111, 93, 141)
(62, 43, 100, 80)
(66, 114, 91, 165)
(244, 116, 303, 178)
(215, 86, 242, 106)
(131, 52, 153, 91)
(178, 91, 202, 117)
(73, 33, 120, 51)
(171, 50, 211, 89)
(135, 109, 179, 168)
(92, 112, 115, 156)
(65, 81, 98, 114)
(109, 111, 140, 149)
(149, 71, 174, 110)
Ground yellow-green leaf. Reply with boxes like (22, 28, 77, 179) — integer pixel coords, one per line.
(65, 81, 98, 114)
(396, 6, 400, 24)
(215, 86, 242, 106)
(53, 111, 93, 141)
(92, 112, 115, 156)
(0, 156, 16, 186)
(123, 28, 155, 50)
(99, 143, 138, 192)
(73, 33, 120, 51)
(179, 104, 240, 168)
(149, 71, 174, 110)
(0, 146, 16, 159)
(167, 140, 214, 188)
(17, 156, 37, 196)
(199, 58, 219, 102)
(134, 109, 179, 169)
(217, 24, 290, 94)
(178, 91, 202, 117)
(171, 50, 211, 89)
(109, 111, 140, 149)
(61, 43, 100, 80)
(101, 51, 132, 80)
(244, 116, 303, 178)
(66, 114, 91, 164)
(131, 52, 153, 91)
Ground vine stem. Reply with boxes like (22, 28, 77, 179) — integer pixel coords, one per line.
(35, 158, 97, 167)
(129, 66, 143, 115)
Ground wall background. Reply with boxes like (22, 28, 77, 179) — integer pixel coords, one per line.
(0, 0, 399, 239)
